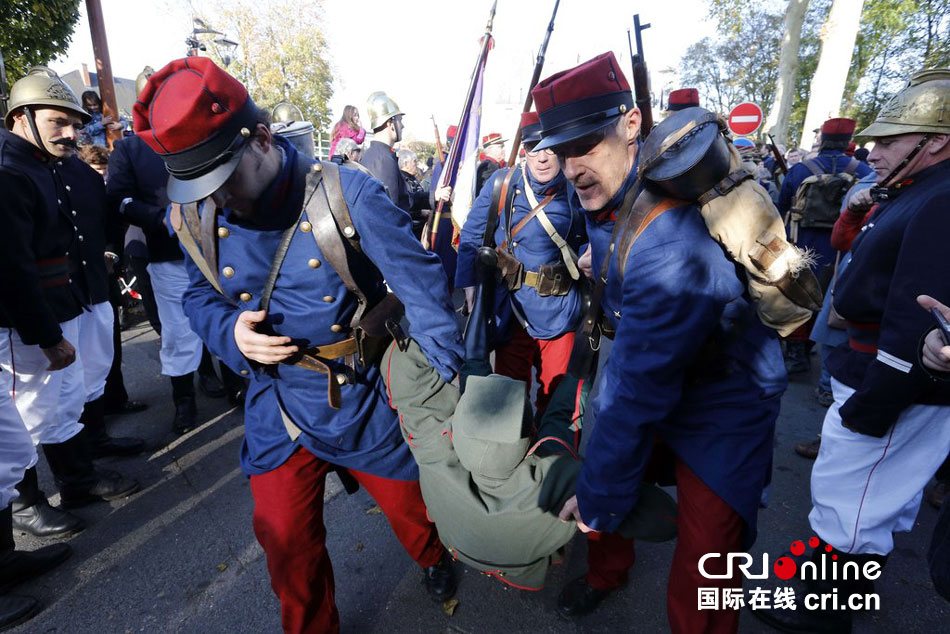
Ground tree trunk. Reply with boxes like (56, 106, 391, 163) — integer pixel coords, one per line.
(765, 0, 810, 147)
(799, 0, 866, 151)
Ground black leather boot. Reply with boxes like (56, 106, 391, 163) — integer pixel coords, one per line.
(0, 505, 72, 594)
(197, 348, 225, 398)
(0, 595, 41, 632)
(557, 575, 615, 617)
(41, 430, 140, 509)
(80, 395, 145, 459)
(422, 552, 458, 602)
(171, 374, 198, 434)
(11, 467, 85, 538)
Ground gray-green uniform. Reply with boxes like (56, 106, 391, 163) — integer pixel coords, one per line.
(384, 340, 676, 590)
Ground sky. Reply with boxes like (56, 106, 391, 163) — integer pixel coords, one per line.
(52, 0, 718, 142)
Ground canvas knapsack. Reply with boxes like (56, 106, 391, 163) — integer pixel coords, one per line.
(789, 157, 859, 231)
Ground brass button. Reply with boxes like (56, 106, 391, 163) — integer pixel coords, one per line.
(512, 241, 518, 247)
(335, 374, 347, 385)
(342, 226, 355, 238)
(218, 227, 230, 238)
(313, 163, 322, 172)
(330, 324, 344, 333)
(322, 295, 335, 303)
(308, 258, 321, 268)
(222, 266, 234, 278)
(300, 221, 312, 232)
(239, 292, 252, 302)
(240, 369, 249, 376)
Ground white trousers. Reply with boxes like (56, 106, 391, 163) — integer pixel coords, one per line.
(809, 377, 950, 555)
(0, 375, 37, 508)
(0, 317, 85, 445)
(147, 260, 203, 377)
(78, 301, 115, 402)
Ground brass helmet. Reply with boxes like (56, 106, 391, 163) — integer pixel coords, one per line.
(4, 66, 91, 129)
(135, 66, 155, 98)
(859, 68, 950, 137)
(366, 91, 403, 130)
(272, 102, 304, 123)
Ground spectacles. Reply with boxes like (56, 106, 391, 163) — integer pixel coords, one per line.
(524, 145, 555, 157)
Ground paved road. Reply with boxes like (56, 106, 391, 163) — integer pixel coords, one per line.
(11, 323, 949, 633)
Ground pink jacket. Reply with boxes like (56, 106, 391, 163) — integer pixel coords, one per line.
(329, 124, 366, 157)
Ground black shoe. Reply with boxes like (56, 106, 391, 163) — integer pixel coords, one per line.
(198, 372, 226, 398)
(794, 437, 821, 460)
(92, 434, 145, 459)
(173, 396, 198, 435)
(60, 469, 140, 509)
(103, 400, 147, 416)
(422, 553, 457, 602)
(0, 543, 72, 594)
(0, 595, 41, 632)
(12, 499, 85, 539)
(557, 576, 613, 618)
(784, 342, 810, 375)
(749, 597, 852, 633)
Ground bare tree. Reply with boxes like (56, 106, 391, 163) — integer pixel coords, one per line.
(799, 0, 865, 149)
(765, 0, 811, 145)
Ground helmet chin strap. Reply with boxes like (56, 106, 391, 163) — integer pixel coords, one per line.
(22, 105, 58, 159)
(870, 135, 930, 202)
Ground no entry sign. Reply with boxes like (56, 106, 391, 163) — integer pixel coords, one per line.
(728, 102, 764, 136)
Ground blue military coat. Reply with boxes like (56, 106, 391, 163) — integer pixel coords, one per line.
(180, 138, 463, 478)
(778, 150, 873, 269)
(575, 198, 787, 546)
(456, 165, 585, 340)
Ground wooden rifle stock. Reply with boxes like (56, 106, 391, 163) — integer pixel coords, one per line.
(629, 15, 653, 141)
(768, 133, 789, 175)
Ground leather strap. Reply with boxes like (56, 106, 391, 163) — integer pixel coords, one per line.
(518, 163, 580, 279)
(498, 193, 555, 249)
(482, 168, 518, 249)
(199, 198, 219, 278)
(616, 194, 685, 281)
(169, 201, 228, 297)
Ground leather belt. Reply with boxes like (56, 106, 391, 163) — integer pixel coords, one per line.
(37, 256, 70, 288)
(523, 270, 541, 289)
(289, 334, 392, 409)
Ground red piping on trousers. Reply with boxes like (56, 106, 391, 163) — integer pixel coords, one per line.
(846, 423, 895, 553)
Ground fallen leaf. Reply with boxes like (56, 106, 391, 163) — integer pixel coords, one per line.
(442, 598, 459, 616)
(217, 563, 228, 572)
(354, 542, 364, 552)
(365, 505, 383, 515)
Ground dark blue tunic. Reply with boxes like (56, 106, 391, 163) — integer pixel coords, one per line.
(456, 165, 585, 339)
(575, 199, 787, 546)
(180, 138, 464, 478)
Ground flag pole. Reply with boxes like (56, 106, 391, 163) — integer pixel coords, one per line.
(428, 0, 498, 250)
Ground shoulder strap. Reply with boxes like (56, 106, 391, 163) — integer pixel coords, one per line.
(802, 158, 825, 177)
(199, 198, 219, 278)
(616, 191, 685, 281)
(169, 201, 228, 298)
(519, 163, 580, 278)
(304, 161, 374, 327)
(499, 192, 555, 249)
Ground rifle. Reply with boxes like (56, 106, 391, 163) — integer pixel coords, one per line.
(628, 14, 652, 141)
(505, 0, 560, 169)
(767, 133, 789, 176)
(0, 49, 9, 120)
(432, 116, 445, 167)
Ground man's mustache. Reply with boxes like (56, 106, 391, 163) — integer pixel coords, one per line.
(52, 138, 78, 149)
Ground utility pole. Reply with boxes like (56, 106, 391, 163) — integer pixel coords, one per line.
(85, 0, 122, 149)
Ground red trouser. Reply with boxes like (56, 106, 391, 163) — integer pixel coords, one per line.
(586, 459, 744, 634)
(249, 446, 444, 634)
(494, 322, 574, 416)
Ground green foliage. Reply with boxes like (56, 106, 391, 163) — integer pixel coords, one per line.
(198, 0, 333, 131)
(679, 9, 783, 115)
(0, 0, 81, 82)
(400, 140, 436, 165)
(694, 0, 950, 146)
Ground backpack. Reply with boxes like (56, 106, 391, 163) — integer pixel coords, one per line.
(789, 157, 859, 231)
